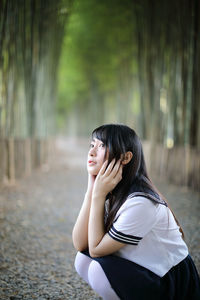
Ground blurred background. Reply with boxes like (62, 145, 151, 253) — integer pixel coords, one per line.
(0, 0, 199, 191)
(0, 2, 200, 298)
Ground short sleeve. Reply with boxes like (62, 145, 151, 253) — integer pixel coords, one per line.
(108, 197, 157, 245)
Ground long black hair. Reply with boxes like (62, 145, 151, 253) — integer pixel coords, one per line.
(92, 123, 184, 237)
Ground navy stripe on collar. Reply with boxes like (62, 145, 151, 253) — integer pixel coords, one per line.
(127, 192, 167, 206)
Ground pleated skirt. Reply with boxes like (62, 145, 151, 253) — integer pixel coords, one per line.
(82, 250, 200, 300)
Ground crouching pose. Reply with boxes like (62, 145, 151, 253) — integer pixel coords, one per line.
(72, 123, 200, 299)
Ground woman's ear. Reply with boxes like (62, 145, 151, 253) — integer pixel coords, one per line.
(121, 151, 133, 165)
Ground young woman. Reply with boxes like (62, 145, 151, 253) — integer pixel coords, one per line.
(72, 124, 200, 300)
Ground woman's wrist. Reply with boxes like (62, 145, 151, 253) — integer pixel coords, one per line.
(85, 190, 93, 201)
(92, 190, 107, 202)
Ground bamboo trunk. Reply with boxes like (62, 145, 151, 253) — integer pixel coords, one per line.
(7, 137, 15, 183)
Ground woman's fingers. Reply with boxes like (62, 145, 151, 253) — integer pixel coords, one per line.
(115, 164, 123, 180)
(113, 160, 123, 179)
(103, 158, 116, 176)
(99, 158, 122, 179)
(99, 160, 109, 175)
(105, 158, 122, 178)
(94, 159, 123, 197)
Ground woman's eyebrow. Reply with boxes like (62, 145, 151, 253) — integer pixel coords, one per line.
(92, 138, 100, 142)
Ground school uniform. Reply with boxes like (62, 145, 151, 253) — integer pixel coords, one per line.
(83, 189, 200, 299)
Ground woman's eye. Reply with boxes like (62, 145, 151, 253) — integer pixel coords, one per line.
(89, 143, 94, 148)
(99, 143, 105, 148)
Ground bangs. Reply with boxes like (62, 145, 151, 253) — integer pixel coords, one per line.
(92, 126, 108, 145)
(91, 124, 124, 162)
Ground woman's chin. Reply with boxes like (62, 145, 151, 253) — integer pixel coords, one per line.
(87, 167, 99, 176)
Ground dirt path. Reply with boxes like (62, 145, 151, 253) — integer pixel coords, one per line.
(0, 138, 199, 299)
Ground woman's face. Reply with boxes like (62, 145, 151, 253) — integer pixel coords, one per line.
(87, 138, 108, 176)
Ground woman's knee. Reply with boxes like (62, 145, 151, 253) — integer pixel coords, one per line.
(74, 252, 92, 283)
(88, 260, 107, 290)
(75, 255, 120, 299)
(88, 260, 120, 299)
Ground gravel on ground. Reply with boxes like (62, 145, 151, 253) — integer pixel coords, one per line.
(0, 138, 199, 299)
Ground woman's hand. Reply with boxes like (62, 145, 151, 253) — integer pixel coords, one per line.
(92, 159, 123, 199)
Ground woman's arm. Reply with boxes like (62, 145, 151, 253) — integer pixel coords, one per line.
(89, 194, 125, 257)
(72, 175, 95, 251)
(88, 159, 126, 257)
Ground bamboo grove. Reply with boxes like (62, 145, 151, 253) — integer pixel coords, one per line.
(0, 0, 70, 138)
(58, 0, 200, 150)
(0, 0, 199, 189)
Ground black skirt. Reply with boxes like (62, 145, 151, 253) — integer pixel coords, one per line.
(82, 250, 200, 300)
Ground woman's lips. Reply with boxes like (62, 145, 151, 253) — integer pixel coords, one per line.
(88, 160, 96, 165)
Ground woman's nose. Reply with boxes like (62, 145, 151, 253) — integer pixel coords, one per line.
(89, 147, 96, 156)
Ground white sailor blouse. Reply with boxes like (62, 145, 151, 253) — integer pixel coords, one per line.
(107, 192, 189, 277)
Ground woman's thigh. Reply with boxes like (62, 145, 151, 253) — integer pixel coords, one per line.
(74, 252, 120, 300)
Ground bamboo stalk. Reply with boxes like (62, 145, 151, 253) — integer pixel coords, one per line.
(25, 138, 32, 176)
(8, 137, 15, 183)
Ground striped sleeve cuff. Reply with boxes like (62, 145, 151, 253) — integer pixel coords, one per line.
(108, 225, 142, 245)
